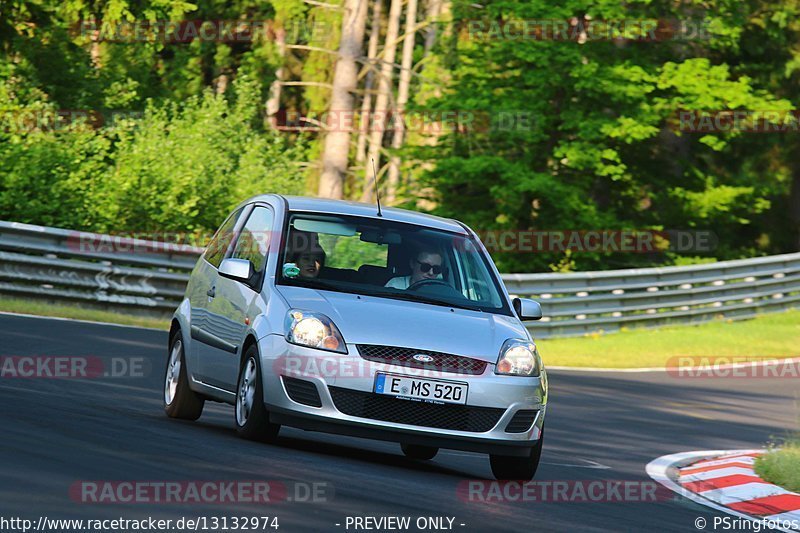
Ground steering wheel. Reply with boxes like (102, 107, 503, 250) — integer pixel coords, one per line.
(407, 278, 452, 291)
(406, 278, 465, 301)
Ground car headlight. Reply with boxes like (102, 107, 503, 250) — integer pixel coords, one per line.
(495, 339, 541, 376)
(284, 309, 347, 354)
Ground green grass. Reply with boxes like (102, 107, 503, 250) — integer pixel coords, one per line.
(0, 296, 169, 330)
(538, 309, 800, 368)
(755, 439, 800, 493)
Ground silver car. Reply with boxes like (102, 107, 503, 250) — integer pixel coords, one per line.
(163, 195, 548, 480)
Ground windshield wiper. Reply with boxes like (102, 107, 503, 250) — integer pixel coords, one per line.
(369, 290, 482, 312)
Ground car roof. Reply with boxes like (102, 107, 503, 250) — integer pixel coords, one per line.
(250, 194, 468, 234)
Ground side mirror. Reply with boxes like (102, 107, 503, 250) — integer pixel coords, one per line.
(219, 258, 254, 282)
(513, 297, 543, 321)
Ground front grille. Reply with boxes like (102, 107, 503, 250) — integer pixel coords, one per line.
(505, 410, 538, 433)
(356, 345, 488, 375)
(328, 387, 504, 432)
(282, 376, 322, 407)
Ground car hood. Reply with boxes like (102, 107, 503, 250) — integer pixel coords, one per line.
(276, 286, 529, 363)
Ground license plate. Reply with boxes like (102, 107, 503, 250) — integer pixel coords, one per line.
(374, 373, 468, 405)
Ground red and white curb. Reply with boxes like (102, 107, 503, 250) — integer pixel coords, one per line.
(647, 450, 800, 532)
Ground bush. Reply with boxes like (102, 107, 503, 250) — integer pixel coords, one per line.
(0, 68, 113, 228)
(755, 439, 800, 492)
(0, 73, 307, 236)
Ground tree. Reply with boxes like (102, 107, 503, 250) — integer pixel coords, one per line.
(385, 0, 419, 203)
(355, 0, 383, 169)
(317, 0, 368, 199)
(362, 0, 402, 202)
(416, 0, 793, 272)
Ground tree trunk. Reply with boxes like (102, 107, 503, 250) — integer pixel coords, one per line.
(355, 0, 383, 168)
(265, 27, 287, 129)
(386, 0, 419, 203)
(90, 29, 101, 68)
(317, 0, 369, 199)
(408, 0, 450, 210)
(214, 73, 229, 95)
(362, 0, 403, 203)
(422, 0, 442, 59)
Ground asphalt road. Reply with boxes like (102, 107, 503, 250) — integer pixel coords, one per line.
(0, 313, 797, 532)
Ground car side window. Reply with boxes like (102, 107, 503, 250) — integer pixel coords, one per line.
(204, 207, 244, 268)
(230, 206, 273, 273)
(456, 239, 501, 306)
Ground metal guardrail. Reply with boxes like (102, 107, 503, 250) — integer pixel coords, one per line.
(505, 254, 800, 337)
(0, 220, 798, 336)
(0, 220, 199, 316)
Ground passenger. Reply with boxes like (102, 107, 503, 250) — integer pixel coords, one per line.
(289, 249, 326, 279)
(385, 249, 443, 289)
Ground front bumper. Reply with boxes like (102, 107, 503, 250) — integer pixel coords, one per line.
(258, 335, 547, 456)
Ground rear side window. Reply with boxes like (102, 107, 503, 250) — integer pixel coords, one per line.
(204, 207, 244, 268)
(230, 206, 274, 273)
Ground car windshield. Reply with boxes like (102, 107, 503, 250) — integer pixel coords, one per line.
(277, 212, 511, 315)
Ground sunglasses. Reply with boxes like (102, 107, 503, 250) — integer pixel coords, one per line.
(415, 260, 443, 275)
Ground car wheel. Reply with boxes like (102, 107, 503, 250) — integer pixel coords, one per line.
(489, 431, 544, 480)
(235, 346, 280, 442)
(401, 444, 439, 460)
(164, 333, 205, 420)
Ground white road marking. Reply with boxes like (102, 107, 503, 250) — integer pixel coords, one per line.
(680, 466, 763, 481)
(0, 310, 165, 331)
(699, 482, 788, 505)
(542, 459, 612, 469)
(549, 356, 800, 373)
(769, 511, 800, 523)
(547, 365, 671, 372)
(685, 455, 757, 469)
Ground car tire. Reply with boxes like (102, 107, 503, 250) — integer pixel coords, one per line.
(401, 444, 439, 460)
(163, 333, 205, 420)
(235, 346, 280, 442)
(489, 430, 544, 480)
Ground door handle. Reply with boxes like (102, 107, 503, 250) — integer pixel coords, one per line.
(206, 286, 216, 298)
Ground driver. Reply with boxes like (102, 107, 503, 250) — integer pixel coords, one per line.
(385, 248, 443, 290)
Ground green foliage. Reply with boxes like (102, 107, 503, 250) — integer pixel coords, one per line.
(318, 234, 389, 270)
(0, 66, 113, 227)
(755, 440, 800, 493)
(2, 0, 800, 274)
(415, 0, 799, 272)
(0, 72, 306, 233)
(102, 75, 305, 233)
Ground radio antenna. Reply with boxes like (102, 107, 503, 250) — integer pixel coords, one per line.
(371, 158, 383, 217)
